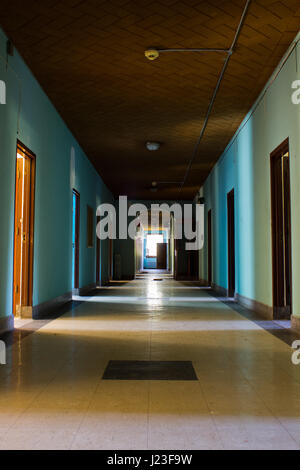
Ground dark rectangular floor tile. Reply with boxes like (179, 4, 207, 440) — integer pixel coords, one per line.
(102, 360, 198, 380)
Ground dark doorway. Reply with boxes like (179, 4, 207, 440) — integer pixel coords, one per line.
(96, 215, 101, 285)
(207, 209, 212, 286)
(186, 250, 199, 279)
(72, 189, 80, 289)
(108, 238, 113, 281)
(270, 138, 292, 319)
(13, 141, 36, 316)
(174, 238, 178, 280)
(227, 189, 235, 297)
(157, 243, 167, 269)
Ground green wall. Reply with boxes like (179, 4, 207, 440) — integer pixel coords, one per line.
(0, 28, 113, 322)
(199, 33, 300, 318)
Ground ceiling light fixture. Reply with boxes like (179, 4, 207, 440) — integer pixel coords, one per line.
(146, 141, 160, 151)
(144, 47, 230, 61)
(143, 0, 251, 195)
(145, 49, 160, 60)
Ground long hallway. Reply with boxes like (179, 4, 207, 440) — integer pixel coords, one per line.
(1, 275, 300, 450)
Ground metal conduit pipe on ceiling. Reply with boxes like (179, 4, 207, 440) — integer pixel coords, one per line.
(178, 0, 252, 193)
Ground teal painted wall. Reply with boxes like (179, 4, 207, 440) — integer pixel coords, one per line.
(0, 29, 113, 319)
(199, 33, 300, 317)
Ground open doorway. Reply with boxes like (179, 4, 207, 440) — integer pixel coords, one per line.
(72, 189, 80, 289)
(270, 138, 292, 319)
(144, 232, 165, 269)
(13, 142, 36, 317)
(96, 215, 101, 285)
(134, 210, 174, 276)
(227, 189, 235, 298)
(143, 231, 168, 270)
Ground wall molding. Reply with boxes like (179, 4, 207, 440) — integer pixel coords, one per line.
(0, 315, 14, 335)
(121, 275, 134, 281)
(291, 315, 300, 335)
(210, 284, 274, 320)
(79, 282, 97, 296)
(198, 278, 209, 286)
(73, 283, 97, 296)
(32, 292, 72, 319)
(32, 282, 99, 319)
(236, 293, 273, 320)
(211, 282, 228, 297)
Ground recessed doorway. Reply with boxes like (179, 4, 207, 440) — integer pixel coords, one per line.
(13, 142, 36, 317)
(144, 232, 167, 270)
(72, 189, 80, 289)
(270, 138, 292, 319)
(96, 215, 101, 285)
(227, 189, 235, 298)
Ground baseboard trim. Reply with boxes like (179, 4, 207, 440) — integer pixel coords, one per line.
(236, 293, 273, 320)
(210, 285, 274, 321)
(199, 278, 210, 287)
(73, 283, 97, 296)
(121, 275, 134, 281)
(211, 283, 228, 297)
(291, 315, 300, 334)
(175, 275, 200, 281)
(33, 292, 72, 319)
(0, 315, 14, 335)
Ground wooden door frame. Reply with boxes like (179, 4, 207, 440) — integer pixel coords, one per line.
(108, 238, 113, 281)
(13, 141, 36, 315)
(174, 238, 178, 280)
(157, 242, 167, 270)
(270, 137, 292, 318)
(227, 189, 235, 297)
(96, 215, 101, 285)
(72, 189, 80, 289)
(207, 209, 212, 286)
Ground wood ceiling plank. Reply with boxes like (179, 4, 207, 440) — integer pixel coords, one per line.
(0, 0, 299, 199)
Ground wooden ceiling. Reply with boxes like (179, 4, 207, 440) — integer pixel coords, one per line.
(1, 0, 299, 199)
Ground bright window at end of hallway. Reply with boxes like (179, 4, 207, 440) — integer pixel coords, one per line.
(146, 234, 163, 257)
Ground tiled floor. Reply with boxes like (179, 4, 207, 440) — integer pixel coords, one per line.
(1, 274, 300, 450)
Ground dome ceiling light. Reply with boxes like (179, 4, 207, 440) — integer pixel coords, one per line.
(144, 49, 160, 60)
(146, 141, 160, 151)
(144, 0, 251, 194)
(144, 47, 230, 61)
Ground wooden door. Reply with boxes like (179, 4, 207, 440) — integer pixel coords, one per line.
(187, 250, 199, 279)
(174, 238, 178, 280)
(108, 238, 113, 281)
(157, 243, 167, 269)
(227, 189, 235, 297)
(270, 139, 292, 319)
(96, 215, 101, 284)
(13, 142, 35, 316)
(72, 190, 80, 289)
